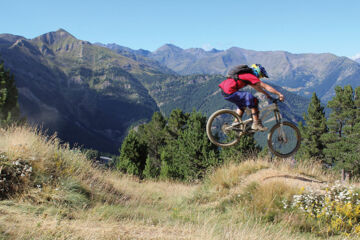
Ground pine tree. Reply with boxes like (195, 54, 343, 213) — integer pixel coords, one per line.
(116, 130, 147, 177)
(323, 85, 360, 174)
(298, 93, 327, 160)
(166, 108, 189, 138)
(0, 60, 20, 125)
(355, 87, 360, 122)
(160, 110, 219, 181)
(139, 112, 167, 178)
(341, 86, 360, 173)
(159, 109, 190, 179)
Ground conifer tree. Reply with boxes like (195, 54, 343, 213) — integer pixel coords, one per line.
(160, 110, 219, 181)
(116, 130, 147, 176)
(298, 92, 327, 160)
(159, 109, 190, 179)
(323, 85, 359, 174)
(0, 60, 20, 125)
(165, 108, 189, 140)
(140, 112, 167, 178)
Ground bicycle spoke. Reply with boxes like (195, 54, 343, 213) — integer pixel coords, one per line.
(268, 122, 301, 158)
(211, 113, 238, 144)
(206, 110, 242, 147)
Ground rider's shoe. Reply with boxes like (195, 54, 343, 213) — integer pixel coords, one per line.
(251, 120, 268, 132)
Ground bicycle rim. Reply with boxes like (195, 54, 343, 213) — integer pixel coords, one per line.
(206, 109, 241, 147)
(267, 122, 301, 158)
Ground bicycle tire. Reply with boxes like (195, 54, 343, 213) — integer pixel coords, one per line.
(267, 121, 301, 158)
(206, 109, 242, 147)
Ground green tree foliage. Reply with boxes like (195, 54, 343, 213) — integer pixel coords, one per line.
(322, 85, 360, 173)
(160, 110, 220, 181)
(297, 93, 327, 160)
(139, 112, 167, 178)
(159, 109, 190, 180)
(116, 130, 147, 176)
(84, 148, 100, 160)
(165, 109, 189, 138)
(116, 109, 224, 181)
(0, 60, 20, 125)
(219, 134, 260, 161)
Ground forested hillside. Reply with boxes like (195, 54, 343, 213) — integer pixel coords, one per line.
(0, 29, 166, 153)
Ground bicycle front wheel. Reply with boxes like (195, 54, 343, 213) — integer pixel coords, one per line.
(206, 109, 242, 147)
(267, 121, 301, 158)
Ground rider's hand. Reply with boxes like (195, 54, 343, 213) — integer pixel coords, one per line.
(279, 94, 284, 102)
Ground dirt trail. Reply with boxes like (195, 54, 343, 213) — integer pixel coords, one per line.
(242, 168, 328, 191)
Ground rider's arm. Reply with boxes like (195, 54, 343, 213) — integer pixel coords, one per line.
(251, 82, 284, 101)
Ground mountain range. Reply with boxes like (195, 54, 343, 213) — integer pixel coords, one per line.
(0, 29, 358, 153)
(118, 43, 360, 102)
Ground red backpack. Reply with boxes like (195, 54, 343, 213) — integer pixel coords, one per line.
(219, 65, 254, 95)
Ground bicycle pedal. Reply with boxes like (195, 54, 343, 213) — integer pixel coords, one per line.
(237, 132, 245, 137)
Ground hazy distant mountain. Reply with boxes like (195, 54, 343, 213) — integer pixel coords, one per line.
(355, 58, 360, 64)
(0, 29, 163, 153)
(94, 43, 176, 75)
(148, 44, 360, 102)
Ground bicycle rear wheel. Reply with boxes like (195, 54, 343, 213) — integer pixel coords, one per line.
(267, 121, 301, 158)
(206, 109, 242, 147)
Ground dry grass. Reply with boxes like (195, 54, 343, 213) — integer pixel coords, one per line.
(0, 200, 330, 240)
(0, 125, 356, 240)
(206, 158, 337, 194)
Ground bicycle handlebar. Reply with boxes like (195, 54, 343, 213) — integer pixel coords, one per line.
(269, 97, 282, 103)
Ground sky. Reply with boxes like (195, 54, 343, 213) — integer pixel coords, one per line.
(1, 0, 360, 58)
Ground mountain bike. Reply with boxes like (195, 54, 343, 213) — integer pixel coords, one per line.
(206, 98, 301, 158)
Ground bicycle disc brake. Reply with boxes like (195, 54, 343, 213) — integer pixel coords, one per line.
(221, 123, 231, 135)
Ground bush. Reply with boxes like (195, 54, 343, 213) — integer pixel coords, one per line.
(286, 181, 360, 237)
(0, 153, 32, 199)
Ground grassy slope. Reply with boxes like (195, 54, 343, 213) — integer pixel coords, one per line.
(0, 126, 356, 240)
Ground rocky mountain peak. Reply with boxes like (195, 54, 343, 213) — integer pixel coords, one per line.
(33, 28, 76, 45)
(154, 44, 183, 53)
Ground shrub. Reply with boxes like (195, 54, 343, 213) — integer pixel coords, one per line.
(286, 181, 360, 237)
(0, 153, 32, 199)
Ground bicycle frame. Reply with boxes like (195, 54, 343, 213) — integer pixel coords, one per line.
(260, 100, 283, 124)
(240, 100, 282, 128)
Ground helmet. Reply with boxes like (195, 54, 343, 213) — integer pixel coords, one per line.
(251, 64, 269, 78)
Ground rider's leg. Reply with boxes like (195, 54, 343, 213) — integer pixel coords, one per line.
(235, 108, 244, 121)
(251, 107, 259, 121)
(251, 107, 268, 131)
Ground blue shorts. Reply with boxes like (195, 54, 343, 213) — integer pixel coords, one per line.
(224, 91, 258, 109)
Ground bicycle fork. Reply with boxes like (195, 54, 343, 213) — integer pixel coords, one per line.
(274, 109, 288, 144)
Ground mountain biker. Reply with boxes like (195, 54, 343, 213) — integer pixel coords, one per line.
(218, 64, 284, 131)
